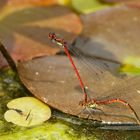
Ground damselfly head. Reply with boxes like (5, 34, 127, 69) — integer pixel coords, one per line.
(48, 32, 60, 45)
(48, 32, 56, 40)
(49, 33, 67, 48)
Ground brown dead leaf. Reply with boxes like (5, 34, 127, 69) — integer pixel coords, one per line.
(73, 5, 140, 63)
(17, 55, 140, 124)
(0, 4, 82, 67)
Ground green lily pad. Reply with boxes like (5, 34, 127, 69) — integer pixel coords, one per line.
(4, 97, 51, 127)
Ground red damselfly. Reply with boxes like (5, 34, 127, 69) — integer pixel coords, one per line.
(48, 32, 140, 125)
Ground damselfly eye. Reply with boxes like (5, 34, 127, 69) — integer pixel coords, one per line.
(48, 32, 56, 40)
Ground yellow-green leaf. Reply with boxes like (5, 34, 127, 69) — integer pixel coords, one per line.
(71, 0, 112, 14)
(119, 57, 140, 75)
(4, 97, 51, 127)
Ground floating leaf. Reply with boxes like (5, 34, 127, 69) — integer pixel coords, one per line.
(4, 97, 51, 127)
(17, 55, 140, 124)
